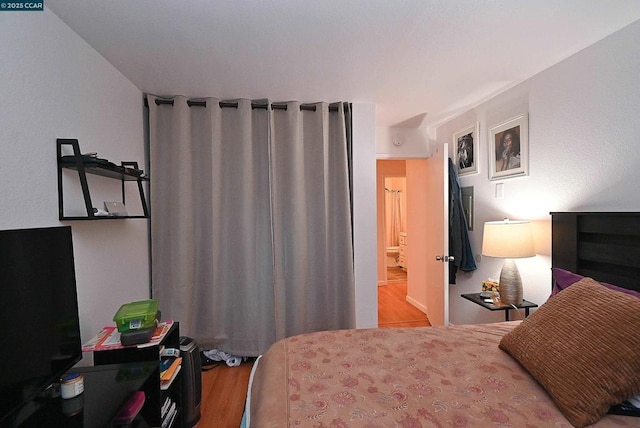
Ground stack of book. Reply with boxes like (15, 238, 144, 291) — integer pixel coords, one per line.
(160, 396, 178, 428)
(157, 355, 181, 427)
(160, 356, 182, 390)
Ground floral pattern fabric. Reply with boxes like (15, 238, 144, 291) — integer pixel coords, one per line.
(249, 322, 636, 427)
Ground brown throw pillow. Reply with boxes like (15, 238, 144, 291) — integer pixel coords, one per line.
(499, 277, 640, 427)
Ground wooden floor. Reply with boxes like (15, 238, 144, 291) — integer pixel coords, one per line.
(198, 361, 253, 428)
(378, 267, 430, 328)
(197, 268, 429, 427)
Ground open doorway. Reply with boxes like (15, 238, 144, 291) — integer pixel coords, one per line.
(377, 159, 430, 327)
(376, 160, 406, 285)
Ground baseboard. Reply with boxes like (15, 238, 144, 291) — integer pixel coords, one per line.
(405, 295, 427, 314)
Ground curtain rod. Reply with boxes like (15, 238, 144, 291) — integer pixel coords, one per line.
(144, 97, 344, 112)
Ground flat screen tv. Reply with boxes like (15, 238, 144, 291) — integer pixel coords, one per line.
(0, 226, 82, 424)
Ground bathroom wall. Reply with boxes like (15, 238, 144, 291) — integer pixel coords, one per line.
(376, 160, 406, 284)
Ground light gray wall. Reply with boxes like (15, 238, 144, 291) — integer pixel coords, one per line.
(352, 102, 378, 328)
(438, 20, 640, 325)
(1, 9, 149, 354)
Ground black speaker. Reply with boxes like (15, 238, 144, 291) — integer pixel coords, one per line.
(179, 336, 202, 427)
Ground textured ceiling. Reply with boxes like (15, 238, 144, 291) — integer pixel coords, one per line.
(46, 0, 640, 127)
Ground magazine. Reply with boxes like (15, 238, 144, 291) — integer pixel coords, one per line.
(82, 320, 174, 351)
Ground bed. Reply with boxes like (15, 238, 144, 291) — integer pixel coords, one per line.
(244, 212, 640, 427)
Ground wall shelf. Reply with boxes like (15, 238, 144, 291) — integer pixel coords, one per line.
(57, 138, 150, 220)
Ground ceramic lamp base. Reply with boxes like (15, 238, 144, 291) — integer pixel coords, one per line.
(499, 259, 523, 305)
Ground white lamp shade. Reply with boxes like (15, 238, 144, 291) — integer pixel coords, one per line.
(482, 220, 535, 259)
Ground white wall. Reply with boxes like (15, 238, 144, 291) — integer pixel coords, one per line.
(1, 9, 149, 357)
(352, 103, 379, 328)
(376, 127, 433, 158)
(438, 20, 640, 325)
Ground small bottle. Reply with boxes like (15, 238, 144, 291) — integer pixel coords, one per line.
(60, 373, 84, 399)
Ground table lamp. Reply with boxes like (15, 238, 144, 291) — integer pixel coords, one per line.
(482, 219, 535, 305)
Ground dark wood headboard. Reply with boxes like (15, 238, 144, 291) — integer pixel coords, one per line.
(551, 212, 640, 292)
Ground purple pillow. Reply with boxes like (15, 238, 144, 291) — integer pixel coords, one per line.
(551, 268, 640, 299)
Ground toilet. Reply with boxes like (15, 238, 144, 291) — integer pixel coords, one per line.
(386, 246, 400, 267)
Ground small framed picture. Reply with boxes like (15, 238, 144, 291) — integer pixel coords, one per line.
(453, 123, 479, 176)
(489, 113, 528, 180)
(461, 186, 474, 230)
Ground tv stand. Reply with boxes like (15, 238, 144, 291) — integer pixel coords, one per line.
(8, 362, 157, 427)
(93, 322, 183, 427)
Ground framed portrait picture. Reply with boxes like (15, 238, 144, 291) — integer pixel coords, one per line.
(453, 123, 479, 176)
(489, 113, 529, 180)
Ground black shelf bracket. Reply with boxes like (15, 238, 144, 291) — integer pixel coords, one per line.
(57, 139, 150, 220)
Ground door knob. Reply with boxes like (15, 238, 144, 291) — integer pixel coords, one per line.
(435, 255, 455, 262)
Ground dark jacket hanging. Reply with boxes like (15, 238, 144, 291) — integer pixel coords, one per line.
(448, 158, 477, 283)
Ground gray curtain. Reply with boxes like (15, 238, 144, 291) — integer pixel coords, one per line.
(147, 95, 355, 356)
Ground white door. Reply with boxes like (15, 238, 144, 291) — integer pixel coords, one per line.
(425, 143, 450, 326)
(405, 143, 449, 326)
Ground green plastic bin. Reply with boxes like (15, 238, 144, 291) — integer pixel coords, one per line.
(113, 299, 159, 333)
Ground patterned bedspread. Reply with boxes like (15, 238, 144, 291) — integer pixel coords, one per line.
(248, 322, 636, 427)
